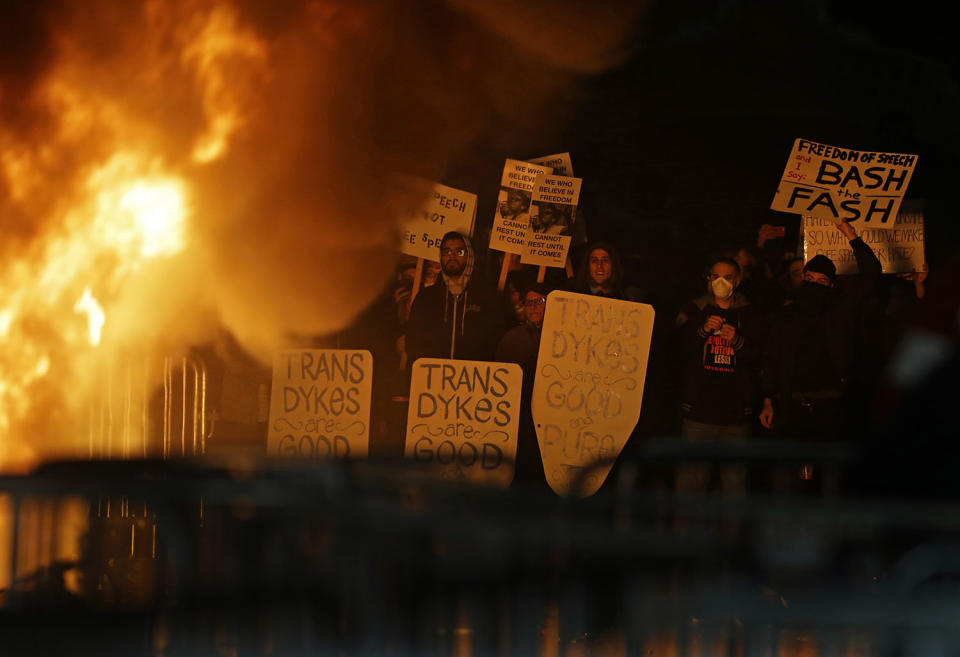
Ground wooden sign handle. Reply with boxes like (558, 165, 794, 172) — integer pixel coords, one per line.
(537, 266, 546, 283)
(498, 253, 511, 291)
(409, 258, 424, 311)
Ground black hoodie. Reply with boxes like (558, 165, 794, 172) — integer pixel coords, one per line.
(405, 235, 506, 366)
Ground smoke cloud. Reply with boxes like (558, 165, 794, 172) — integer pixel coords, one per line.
(0, 0, 645, 467)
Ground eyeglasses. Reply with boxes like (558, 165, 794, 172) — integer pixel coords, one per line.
(525, 297, 547, 306)
(441, 248, 467, 257)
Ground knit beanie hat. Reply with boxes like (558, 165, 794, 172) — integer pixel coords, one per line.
(803, 254, 837, 281)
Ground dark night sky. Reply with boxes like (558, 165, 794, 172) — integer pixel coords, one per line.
(551, 0, 959, 303)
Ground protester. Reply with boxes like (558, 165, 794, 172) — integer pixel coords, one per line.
(758, 218, 882, 440)
(572, 241, 627, 299)
(676, 257, 763, 437)
(503, 270, 526, 326)
(722, 225, 785, 311)
(777, 257, 805, 302)
(674, 257, 764, 499)
(422, 260, 442, 288)
(496, 276, 551, 484)
(405, 231, 506, 364)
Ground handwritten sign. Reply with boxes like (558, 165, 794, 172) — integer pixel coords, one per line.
(532, 292, 654, 497)
(802, 206, 925, 275)
(771, 138, 917, 228)
(405, 358, 522, 487)
(528, 152, 574, 177)
(490, 158, 553, 254)
(399, 180, 477, 260)
(521, 174, 581, 268)
(268, 350, 372, 459)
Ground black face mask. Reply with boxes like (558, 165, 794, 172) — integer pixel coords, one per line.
(796, 280, 833, 307)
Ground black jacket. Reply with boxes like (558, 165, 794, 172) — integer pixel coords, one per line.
(678, 293, 764, 426)
(761, 237, 882, 411)
(406, 275, 506, 366)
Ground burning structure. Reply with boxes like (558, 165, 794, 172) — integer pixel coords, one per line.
(0, 0, 644, 468)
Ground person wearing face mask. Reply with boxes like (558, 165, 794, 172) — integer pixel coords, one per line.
(758, 218, 881, 442)
(676, 257, 764, 439)
(674, 257, 764, 504)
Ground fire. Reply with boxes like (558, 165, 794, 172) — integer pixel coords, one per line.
(181, 4, 268, 163)
(73, 288, 106, 347)
(0, 156, 190, 461)
(0, 0, 642, 470)
(0, 0, 270, 468)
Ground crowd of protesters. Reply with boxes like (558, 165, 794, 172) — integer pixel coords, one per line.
(300, 214, 952, 494)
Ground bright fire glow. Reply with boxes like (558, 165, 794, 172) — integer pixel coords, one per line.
(119, 181, 188, 258)
(73, 288, 106, 347)
(0, 0, 268, 468)
(0, 156, 191, 458)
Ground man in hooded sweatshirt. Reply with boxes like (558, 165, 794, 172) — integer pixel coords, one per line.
(758, 218, 882, 440)
(405, 231, 507, 366)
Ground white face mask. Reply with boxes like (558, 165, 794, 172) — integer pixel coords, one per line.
(711, 277, 734, 300)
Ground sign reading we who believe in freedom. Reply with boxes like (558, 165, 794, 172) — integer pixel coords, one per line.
(771, 138, 917, 228)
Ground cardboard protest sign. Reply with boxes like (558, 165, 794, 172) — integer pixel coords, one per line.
(528, 152, 574, 177)
(521, 174, 581, 268)
(802, 205, 925, 275)
(399, 180, 477, 260)
(771, 138, 917, 228)
(532, 292, 654, 497)
(267, 350, 372, 459)
(406, 358, 522, 487)
(490, 159, 554, 254)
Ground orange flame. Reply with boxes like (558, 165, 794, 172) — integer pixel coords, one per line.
(0, 0, 643, 471)
(0, 0, 265, 469)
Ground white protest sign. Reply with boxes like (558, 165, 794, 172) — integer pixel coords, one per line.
(532, 292, 654, 497)
(521, 174, 581, 268)
(490, 158, 553, 254)
(771, 138, 917, 228)
(802, 207, 925, 275)
(528, 152, 574, 177)
(405, 358, 522, 487)
(268, 350, 372, 459)
(399, 180, 477, 260)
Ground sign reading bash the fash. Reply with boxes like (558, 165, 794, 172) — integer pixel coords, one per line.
(802, 205, 925, 275)
(490, 159, 553, 255)
(268, 350, 372, 459)
(532, 292, 654, 497)
(771, 138, 917, 228)
(399, 180, 477, 261)
(406, 358, 521, 487)
(521, 174, 582, 268)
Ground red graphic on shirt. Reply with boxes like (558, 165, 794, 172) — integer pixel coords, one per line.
(703, 333, 735, 373)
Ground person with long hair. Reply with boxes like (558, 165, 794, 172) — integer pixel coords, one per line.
(572, 242, 626, 299)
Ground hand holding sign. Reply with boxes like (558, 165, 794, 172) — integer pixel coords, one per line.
(801, 206, 925, 275)
(831, 215, 857, 241)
